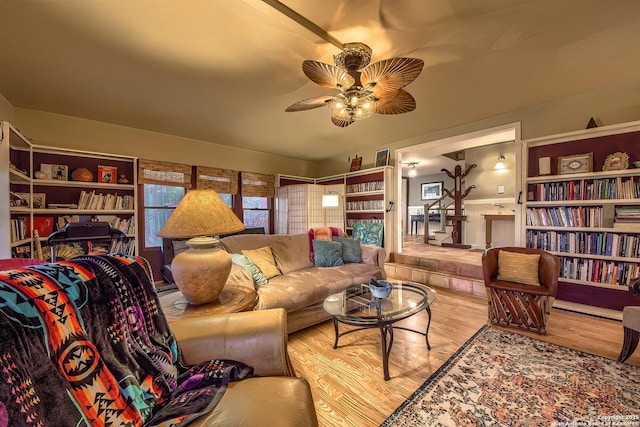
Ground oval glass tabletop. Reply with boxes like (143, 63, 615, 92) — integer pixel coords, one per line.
(324, 281, 437, 325)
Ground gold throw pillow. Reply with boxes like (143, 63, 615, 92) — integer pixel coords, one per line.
(242, 246, 282, 279)
(497, 251, 540, 286)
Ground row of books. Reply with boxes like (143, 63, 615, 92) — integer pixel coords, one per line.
(526, 230, 640, 258)
(77, 191, 134, 210)
(110, 238, 136, 256)
(559, 256, 640, 286)
(346, 200, 384, 211)
(346, 181, 384, 193)
(530, 177, 640, 201)
(526, 207, 609, 228)
(9, 217, 27, 242)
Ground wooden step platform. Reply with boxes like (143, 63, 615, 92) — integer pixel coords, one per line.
(385, 251, 487, 298)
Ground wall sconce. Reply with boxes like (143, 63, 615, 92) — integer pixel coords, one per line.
(494, 155, 506, 170)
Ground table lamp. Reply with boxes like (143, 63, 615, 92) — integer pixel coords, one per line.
(157, 189, 245, 305)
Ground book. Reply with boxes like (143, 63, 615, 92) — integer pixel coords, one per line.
(98, 165, 118, 184)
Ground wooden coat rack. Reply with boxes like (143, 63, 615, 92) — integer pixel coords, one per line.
(441, 164, 476, 249)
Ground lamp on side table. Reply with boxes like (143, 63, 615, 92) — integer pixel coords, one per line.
(157, 189, 245, 305)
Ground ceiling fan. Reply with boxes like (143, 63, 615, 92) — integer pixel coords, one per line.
(260, 0, 424, 127)
(286, 43, 424, 127)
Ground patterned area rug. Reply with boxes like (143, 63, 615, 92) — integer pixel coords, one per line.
(382, 325, 640, 426)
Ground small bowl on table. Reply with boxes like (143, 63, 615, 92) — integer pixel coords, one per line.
(633, 161, 640, 168)
(369, 280, 393, 299)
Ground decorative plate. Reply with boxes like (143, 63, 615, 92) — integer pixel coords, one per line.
(603, 152, 629, 171)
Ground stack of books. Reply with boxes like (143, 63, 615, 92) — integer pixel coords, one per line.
(613, 206, 640, 230)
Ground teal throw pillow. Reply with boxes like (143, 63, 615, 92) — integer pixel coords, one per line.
(332, 236, 362, 263)
(230, 253, 268, 285)
(312, 240, 344, 267)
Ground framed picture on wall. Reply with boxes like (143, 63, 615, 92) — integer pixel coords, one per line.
(421, 181, 443, 200)
(375, 149, 390, 167)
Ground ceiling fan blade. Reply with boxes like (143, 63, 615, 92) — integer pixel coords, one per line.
(331, 116, 354, 127)
(285, 95, 334, 112)
(303, 60, 355, 89)
(361, 57, 424, 94)
(375, 89, 416, 115)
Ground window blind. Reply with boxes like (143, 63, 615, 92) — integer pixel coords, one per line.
(241, 172, 275, 198)
(138, 159, 192, 188)
(196, 166, 238, 194)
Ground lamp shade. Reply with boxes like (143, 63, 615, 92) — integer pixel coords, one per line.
(157, 189, 245, 238)
(322, 194, 340, 207)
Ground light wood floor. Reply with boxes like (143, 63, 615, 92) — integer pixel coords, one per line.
(287, 287, 639, 427)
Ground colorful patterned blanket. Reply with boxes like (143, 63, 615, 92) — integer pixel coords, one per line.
(0, 254, 252, 426)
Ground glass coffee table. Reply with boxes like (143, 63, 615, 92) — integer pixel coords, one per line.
(323, 281, 437, 380)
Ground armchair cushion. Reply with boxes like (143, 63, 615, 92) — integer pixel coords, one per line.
(497, 250, 540, 286)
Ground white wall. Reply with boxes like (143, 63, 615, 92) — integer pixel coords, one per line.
(0, 92, 14, 123)
(12, 108, 317, 177)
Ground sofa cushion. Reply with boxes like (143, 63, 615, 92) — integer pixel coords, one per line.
(332, 236, 362, 263)
(313, 240, 344, 267)
(231, 253, 268, 285)
(255, 263, 385, 312)
(242, 246, 282, 279)
(220, 234, 313, 275)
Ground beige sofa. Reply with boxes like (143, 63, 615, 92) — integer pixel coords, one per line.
(219, 233, 386, 333)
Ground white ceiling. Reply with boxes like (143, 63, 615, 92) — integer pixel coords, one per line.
(1, 0, 639, 164)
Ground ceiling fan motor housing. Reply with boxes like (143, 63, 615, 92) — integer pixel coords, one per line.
(334, 42, 372, 71)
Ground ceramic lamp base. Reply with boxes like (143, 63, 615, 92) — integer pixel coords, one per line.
(171, 236, 231, 305)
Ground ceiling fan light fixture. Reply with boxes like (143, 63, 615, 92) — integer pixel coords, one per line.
(330, 89, 375, 122)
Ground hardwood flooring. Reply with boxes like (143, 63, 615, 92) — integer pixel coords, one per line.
(287, 287, 639, 427)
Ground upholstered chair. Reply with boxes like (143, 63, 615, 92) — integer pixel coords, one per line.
(482, 247, 560, 334)
(617, 278, 640, 363)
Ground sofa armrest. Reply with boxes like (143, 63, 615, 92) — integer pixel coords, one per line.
(170, 308, 295, 377)
(361, 244, 387, 266)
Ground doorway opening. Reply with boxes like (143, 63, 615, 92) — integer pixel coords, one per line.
(393, 122, 522, 255)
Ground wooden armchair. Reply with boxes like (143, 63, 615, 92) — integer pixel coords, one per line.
(482, 247, 560, 334)
(617, 278, 640, 363)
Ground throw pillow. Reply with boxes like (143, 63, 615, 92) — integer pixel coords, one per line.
(242, 246, 282, 279)
(332, 236, 362, 263)
(307, 227, 347, 262)
(497, 251, 541, 286)
(360, 244, 379, 266)
(230, 253, 268, 285)
(312, 240, 344, 267)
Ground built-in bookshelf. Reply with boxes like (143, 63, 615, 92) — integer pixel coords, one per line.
(1, 121, 138, 260)
(277, 166, 395, 251)
(524, 121, 640, 315)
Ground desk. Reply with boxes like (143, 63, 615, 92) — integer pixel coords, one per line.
(160, 286, 259, 323)
(410, 214, 424, 234)
(484, 214, 515, 248)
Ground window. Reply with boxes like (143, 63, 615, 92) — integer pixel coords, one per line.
(243, 196, 269, 233)
(143, 184, 186, 248)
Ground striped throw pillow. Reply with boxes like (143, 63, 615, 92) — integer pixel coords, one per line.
(497, 251, 540, 286)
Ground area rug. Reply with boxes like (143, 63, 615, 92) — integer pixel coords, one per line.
(381, 325, 640, 426)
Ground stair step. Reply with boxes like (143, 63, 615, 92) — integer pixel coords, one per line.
(384, 262, 486, 298)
